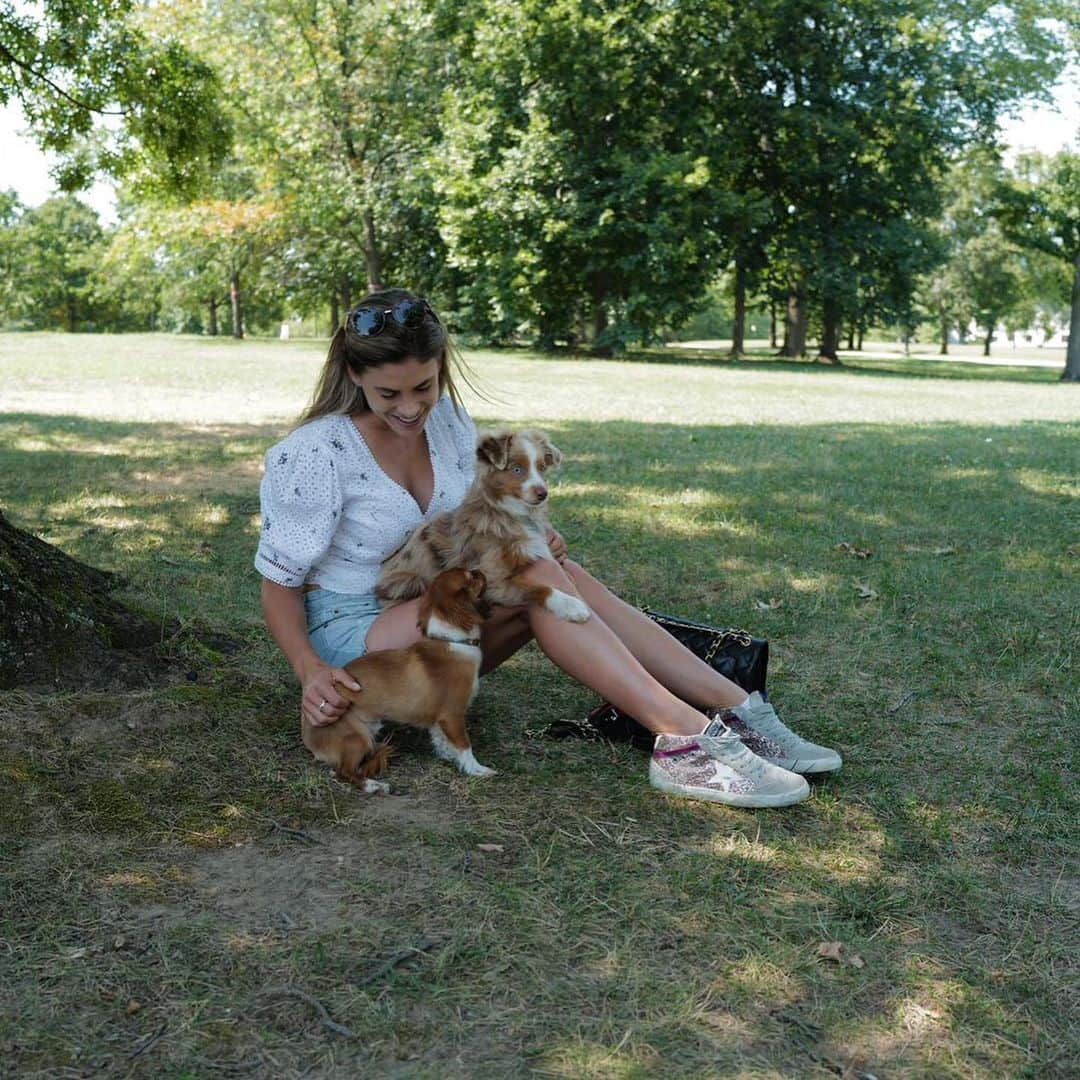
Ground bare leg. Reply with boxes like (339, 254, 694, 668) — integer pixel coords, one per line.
(562, 559, 749, 710)
(518, 561, 709, 736)
(368, 566, 710, 736)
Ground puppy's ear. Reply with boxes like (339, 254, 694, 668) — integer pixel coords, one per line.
(477, 430, 514, 470)
(466, 569, 487, 597)
(531, 430, 562, 469)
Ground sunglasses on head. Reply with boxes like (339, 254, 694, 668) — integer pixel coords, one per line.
(349, 298, 436, 337)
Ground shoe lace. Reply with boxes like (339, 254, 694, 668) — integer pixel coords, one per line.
(745, 701, 800, 746)
(700, 730, 771, 783)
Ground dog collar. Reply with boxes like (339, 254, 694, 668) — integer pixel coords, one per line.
(427, 633, 482, 646)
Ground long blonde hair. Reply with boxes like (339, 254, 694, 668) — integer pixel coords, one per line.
(296, 289, 472, 427)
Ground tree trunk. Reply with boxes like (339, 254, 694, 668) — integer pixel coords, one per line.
(1063, 253, 1080, 382)
(67, 295, 77, 332)
(939, 310, 948, 355)
(331, 293, 340, 335)
(589, 273, 612, 355)
(781, 281, 807, 357)
(846, 325, 856, 351)
(591, 303, 608, 341)
(339, 279, 353, 318)
(362, 209, 384, 293)
(729, 264, 746, 358)
(230, 272, 243, 339)
(983, 323, 994, 357)
(856, 326, 864, 351)
(769, 299, 778, 349)
(817, 299, 841, 363)
(208, 297, 219, 337)
(0, 511, 164, 689)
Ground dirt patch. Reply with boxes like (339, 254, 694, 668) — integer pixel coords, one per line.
(188, 794, 460, 934)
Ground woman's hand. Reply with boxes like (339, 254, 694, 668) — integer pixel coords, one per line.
(301, 663, 361, 727)
(545, 526, 568, 565)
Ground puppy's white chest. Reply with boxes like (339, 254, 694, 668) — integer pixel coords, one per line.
(448, 642, 482, 704)
(519, 525, 552, 563)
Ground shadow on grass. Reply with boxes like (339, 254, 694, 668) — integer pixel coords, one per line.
(0, 410, 1076, 1076)
(507, 340, 1066, 384)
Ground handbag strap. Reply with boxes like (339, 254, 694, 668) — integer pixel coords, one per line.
(643, 607, 755, 660)
(524, 714, 604, 741)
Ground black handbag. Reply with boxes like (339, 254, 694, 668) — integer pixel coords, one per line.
(534, 609, 769, 751)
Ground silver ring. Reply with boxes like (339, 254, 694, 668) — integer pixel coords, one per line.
(318, 699, 327, 713)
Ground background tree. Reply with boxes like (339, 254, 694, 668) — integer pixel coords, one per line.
(996, 151, 1080, 381)
(437, 0, 738, 351)
(0, 188, 22, 324)
(713, 0, 1064, 362)
(172, 0, 450, 306)
(7, 195, 106, 330)
(0, 0, 229, 192)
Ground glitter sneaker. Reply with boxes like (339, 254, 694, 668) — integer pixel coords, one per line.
(649, 727, 810, 808)
(723, 692, 842, 774)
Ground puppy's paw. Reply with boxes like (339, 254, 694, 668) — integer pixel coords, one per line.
(546, 589, 590, 623)
(460, 754, 496, 778)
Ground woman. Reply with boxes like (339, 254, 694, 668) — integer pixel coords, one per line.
(256, 289, 841, 807)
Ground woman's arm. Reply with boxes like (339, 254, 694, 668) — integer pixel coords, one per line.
(260, 578, 359, 726)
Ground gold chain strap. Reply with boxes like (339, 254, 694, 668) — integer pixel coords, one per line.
(524, 713, 604, 741)
(645, 609, 754, 664)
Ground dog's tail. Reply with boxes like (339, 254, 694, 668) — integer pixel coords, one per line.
(374, 558, 431, 605)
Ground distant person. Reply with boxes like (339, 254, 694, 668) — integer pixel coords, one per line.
(255, 289, 841, 807)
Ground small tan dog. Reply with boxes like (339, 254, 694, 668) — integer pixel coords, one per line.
(375, 428, 589, 623)
(302, 568, 494, 789)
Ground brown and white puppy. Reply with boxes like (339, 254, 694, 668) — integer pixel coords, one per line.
(375, 428, 589, 624)
(302, 568, 494, 788)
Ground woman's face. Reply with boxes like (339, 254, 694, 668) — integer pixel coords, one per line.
(350, 355, 442, 436)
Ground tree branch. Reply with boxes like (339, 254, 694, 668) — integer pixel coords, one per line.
(0, 41, 129, 117)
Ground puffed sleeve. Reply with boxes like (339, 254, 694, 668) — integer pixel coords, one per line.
(254, 436, 343, 587)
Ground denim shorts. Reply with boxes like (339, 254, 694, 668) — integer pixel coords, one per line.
(304, 588, 383, 668)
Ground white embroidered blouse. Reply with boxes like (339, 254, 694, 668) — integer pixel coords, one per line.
(254, 395, 477, 594)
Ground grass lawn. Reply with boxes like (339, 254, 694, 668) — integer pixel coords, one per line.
(1, 332, 1077, 1078)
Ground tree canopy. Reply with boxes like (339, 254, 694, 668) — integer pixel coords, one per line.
(0, 0, 1075, 372)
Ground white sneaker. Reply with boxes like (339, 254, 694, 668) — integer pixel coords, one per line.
(724, 692, 842, 774)
(649, 727, 810, 808)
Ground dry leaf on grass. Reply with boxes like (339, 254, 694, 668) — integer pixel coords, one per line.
(835, 541, 873, 558)
(754, 598, 783, 611)
(854, 583, 878, 600)
(477, 843, 504, 853)
(816, 941, 865, 968)
(901, 544, 957, 556)
(126, 1000, 142, 1015)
